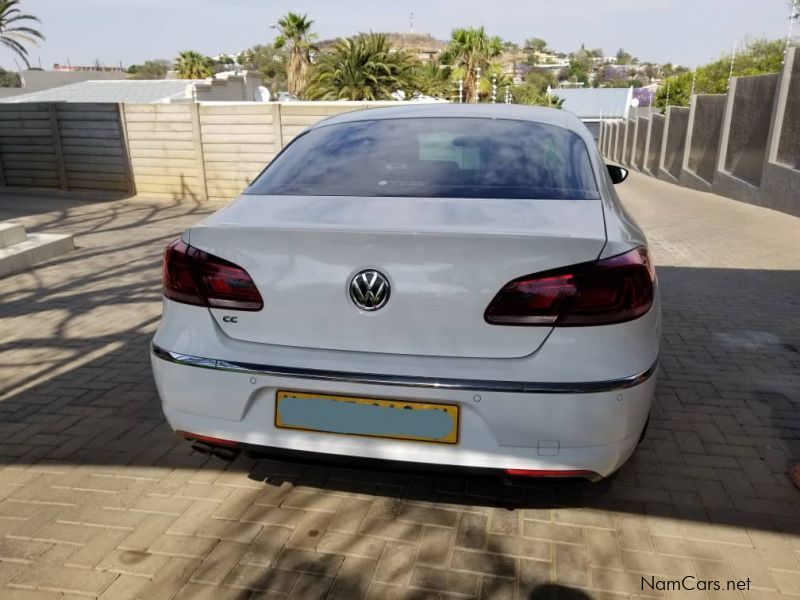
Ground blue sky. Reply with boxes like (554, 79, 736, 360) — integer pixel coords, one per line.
(3, 0, 794, 71)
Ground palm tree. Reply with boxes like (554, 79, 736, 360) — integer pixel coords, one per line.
(174, 50, 213, 79)
(0, 0, 44, 67)
(273, 12, 316, 98)
(475, 62, 512, 100)
(510, 83, 564, 108)
(441, 27, 503, 102)
(306, 33, 418, 101)
(412, 58, 453, 98)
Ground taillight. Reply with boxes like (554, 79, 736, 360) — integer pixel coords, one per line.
(162, 239, 263, 311)
(485, 247, 654, 327)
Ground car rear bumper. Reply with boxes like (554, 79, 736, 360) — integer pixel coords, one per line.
(151, 344, 657, 478)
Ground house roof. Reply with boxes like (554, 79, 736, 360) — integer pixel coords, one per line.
(548, 87, 633, 120)
(0, 79, 204, 103)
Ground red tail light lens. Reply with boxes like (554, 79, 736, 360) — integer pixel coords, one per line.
(162, 239, 263, 311)
(485, 247, 654, 327)
(504, 468, 597, 478)
(176, 430, 239, 447)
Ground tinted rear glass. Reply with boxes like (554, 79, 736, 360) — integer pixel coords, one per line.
(246, 117, 599, 200)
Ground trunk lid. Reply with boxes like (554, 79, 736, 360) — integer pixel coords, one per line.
(187, 194, 606, 359)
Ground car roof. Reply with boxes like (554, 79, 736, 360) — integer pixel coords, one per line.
(308, 103, 588, 136)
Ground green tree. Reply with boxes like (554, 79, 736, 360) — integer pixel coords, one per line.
(239, 44, 287, 92)
(655, 38, 790, 110)
(510, 82, 563, 108)
(642, 63, 659, 81)
(306, 33, 418, 100)
(561, 58, 590, 85)
(412, 58, 453, 98)
(476, 62, 512, 100)
(655, 70, 692, 109)
(615, 48, 634, 65)
(0, 65, 20, 86)
(525, 68, 556, 94)
(273, 12, 316, 98)
(440, 26, 503, 102)
(524, 37, 547, 52)
(0, 0, 44, 67)
(127, 59, 170, 79)
(174, 50, 214, 79)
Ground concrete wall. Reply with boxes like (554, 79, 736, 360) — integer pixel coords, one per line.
(598, 121, 618, 155)
(624, 120, 636, 166)
(776, 53, 800, 170)
(761, 47, 800, 216)
(645, 114, 664, 176)
(584, 121, 600, 142)
(634, 117, 648, 170)
(0, 100, 405, 200)
(660, 106, 689, 182)
(610, 123, 618, 161)
(598, 122, 605, 154)
(681, 94, 726, 189)
(600, 47, 799, 217)
(122, 101, 403, 199)
(123, 104, 204, 198)
(615, 122, 624, 163)
(0, 102, 131, 192)
(199, 104, 277, 199)
(721, 73, 779, 185)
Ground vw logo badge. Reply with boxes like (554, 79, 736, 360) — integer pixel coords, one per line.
(349, 269, 390, 311)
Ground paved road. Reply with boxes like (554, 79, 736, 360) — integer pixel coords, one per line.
(0, 173, 798, 599)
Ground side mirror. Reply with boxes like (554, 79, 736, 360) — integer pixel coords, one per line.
(607, 164, 629, 184)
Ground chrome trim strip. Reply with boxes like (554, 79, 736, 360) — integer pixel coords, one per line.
(152, 344, 658, 394)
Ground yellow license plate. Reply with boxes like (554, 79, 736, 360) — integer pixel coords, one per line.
(275, 390, 459, 444)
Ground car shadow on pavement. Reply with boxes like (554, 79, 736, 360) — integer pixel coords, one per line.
(0, 199, 798, 599)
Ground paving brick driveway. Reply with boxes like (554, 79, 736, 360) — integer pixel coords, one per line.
(0, 173, 799, 600)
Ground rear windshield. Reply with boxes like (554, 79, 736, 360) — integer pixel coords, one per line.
(246, 117, 599, 200)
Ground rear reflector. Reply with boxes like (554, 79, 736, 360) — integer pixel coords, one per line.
(504, 469, 597, 477)
(163, 239, 263, 311)
(176, 430, 239, 447)
(485, 247, 655, 327)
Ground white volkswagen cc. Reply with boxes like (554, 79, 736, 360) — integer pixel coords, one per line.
(151, 104, 660, 480)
